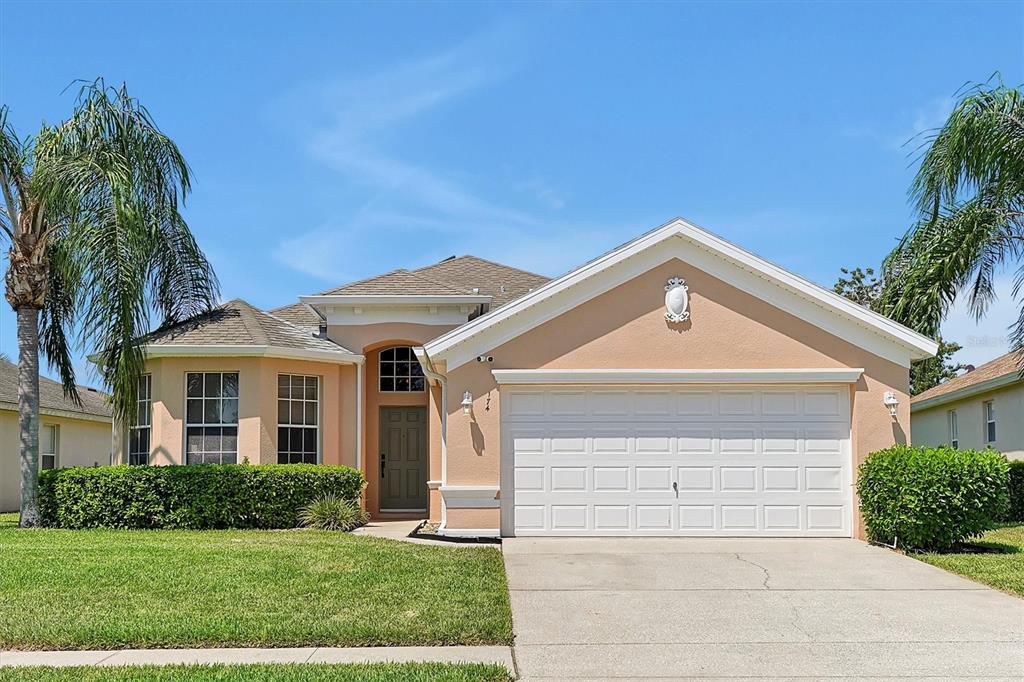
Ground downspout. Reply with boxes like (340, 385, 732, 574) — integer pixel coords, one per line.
(414, 347, 447, 529)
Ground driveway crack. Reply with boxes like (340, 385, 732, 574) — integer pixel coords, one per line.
(734, 553, 771, 589)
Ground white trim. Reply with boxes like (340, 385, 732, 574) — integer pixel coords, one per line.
(144, 344, 364, 365)
(436, 525, 501, 538)
(300, 295, 491, 306)
(414, 347, 448, 527)
(491, 368, 865, 385)
(355, 362, 364, 471)
(440, 485, 500, 509)
(911, 372, 1020, 412)
(424, 218, 938, 370)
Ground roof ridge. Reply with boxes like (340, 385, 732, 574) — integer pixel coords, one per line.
(911, 349, 1021, 403)
(318, 268, 410, 296)
(230, 299, 271, 345)
(416, 254, 550, 281)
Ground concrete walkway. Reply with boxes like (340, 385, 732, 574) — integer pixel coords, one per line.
(0, 646, 514, 669)
(504, 537, 1024, 680)
(352, 519, 500, 548)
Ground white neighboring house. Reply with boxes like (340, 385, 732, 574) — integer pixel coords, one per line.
(0, 359, 117, 512)
(911, 351, 1024, 460)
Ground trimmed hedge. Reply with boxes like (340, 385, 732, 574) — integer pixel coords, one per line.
(38, 464, 365, 530)
(1007, 460, 1024, 522)
(857, 445, 1009, 551)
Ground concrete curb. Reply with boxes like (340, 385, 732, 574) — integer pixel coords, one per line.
(0, 646, 515, 669)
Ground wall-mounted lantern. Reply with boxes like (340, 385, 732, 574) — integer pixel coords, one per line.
(883, 391, 899, 417)
(461, 390, 473, 416)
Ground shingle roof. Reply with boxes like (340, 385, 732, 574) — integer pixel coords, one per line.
(0, 359, 112, 419)
(414, 256, 549, 308)
(912, 350, 1022, 404)
(147, 299, 356, 355)
(319, 255, 549, 308)
(268, 302, 323, 330)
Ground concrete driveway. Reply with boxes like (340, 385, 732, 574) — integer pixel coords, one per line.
(503, 537, 1024, 680)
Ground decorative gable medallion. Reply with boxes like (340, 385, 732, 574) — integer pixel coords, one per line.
(664, 277, 690, 323)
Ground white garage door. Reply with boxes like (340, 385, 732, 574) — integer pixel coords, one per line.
(501, 385, 852, 537)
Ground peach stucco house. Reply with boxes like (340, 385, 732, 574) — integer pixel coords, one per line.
(122, 218, 937, 538)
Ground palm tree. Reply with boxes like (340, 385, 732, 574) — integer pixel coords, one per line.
(881, 79, 1024, 368)
(0, 81, 218, 527)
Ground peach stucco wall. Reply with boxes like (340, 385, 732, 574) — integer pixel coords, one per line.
(440, 258, 911, 537)
(136, 355, 357, 467)
(327, 323, 458, 516)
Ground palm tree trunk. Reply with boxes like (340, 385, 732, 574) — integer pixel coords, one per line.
(16, 305, 40, 527)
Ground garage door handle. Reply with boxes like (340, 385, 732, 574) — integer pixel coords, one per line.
(672, 481, 678, 498)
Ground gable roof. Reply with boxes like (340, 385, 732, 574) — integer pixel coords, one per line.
(911, 350, 1022, 411)
(145, 299, 361, 363)
(423, 217, 939, 371)
(315, 255, 549, 308)
(0, 359, 112, 421)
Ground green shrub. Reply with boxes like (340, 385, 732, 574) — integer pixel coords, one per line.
(1007, 460, 1024, 522)
(857, 445, 1009, 551)
(299, 494, 370, 531)
(39, 464, 365, 530)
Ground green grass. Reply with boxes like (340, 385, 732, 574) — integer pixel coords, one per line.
(0, 663, 511, 681)
(0, 513, 511, 649)
(917, 524, 1024, 597)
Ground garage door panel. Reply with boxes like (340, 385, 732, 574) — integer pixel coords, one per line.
(504, 385, 852, 536)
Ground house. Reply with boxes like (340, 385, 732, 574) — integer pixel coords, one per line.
(119, 218, 937, 538)
(1, 359, 116, 512)
(910, 351, 1023, 459)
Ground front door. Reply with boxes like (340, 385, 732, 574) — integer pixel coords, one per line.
(379, 406, 429, 512)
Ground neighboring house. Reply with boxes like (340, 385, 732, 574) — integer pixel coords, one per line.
(1, 359, 116, 512)
(119, 218, 937, 539)
(911, 351, 1023, 459)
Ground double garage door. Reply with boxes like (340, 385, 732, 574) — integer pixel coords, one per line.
(501, 385, 853, 537)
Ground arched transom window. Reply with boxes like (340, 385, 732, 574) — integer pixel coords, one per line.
(379, 346, 425, 392)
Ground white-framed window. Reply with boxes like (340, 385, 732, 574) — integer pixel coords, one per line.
(278, 374, 319, 464)
(379, 346, 425, 392)
(129, 374, 152, 465)
(984, 400, 996, 444)
(185, 372, 239, 464)
(948, 409, 958, 449)
(40, 424, 58, 470)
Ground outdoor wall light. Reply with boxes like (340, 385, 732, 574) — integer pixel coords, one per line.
(461, 390, 473, 416)
(883, 391, 899, 417)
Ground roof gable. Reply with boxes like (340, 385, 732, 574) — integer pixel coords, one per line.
(423, 218, 939, 371)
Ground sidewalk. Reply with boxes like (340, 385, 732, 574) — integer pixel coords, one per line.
(0, 646, 515, 669)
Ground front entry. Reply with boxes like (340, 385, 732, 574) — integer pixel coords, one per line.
(379, 406, 429, 513)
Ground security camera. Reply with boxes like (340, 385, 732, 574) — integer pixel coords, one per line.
(476, 355, 494, 363)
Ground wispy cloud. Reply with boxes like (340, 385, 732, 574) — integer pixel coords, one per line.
(941, 274, 1018, 367)
(841, 95, 955, 153)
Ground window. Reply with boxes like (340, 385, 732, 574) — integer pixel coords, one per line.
(129, 374, 152, 465)
(40, 424, 58, 470)
(379, 346, 425, 392)
(948, 410, 958, 449)
(185, 372, 239, 464)
(984, 400, 996, 444)
(278, 374, 319, 464)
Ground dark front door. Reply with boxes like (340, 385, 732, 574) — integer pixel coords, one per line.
(379, 406, 428, 512)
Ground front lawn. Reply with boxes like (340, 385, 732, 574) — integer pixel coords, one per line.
(0, 513, 511, 649)
(917, 524, 1024, 597)
(0, 664, 511, 682)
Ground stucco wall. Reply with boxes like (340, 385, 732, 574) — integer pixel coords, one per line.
(136, 356, 356, 467)
(912, 383, 1024, 460)
(440, 258, 911, 537)
(1, 410, 115, 512)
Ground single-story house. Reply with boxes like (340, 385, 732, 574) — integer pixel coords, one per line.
(911, 351, 1023, 459)
(120, 218, 937, 538)
(1, 359, 117, 512)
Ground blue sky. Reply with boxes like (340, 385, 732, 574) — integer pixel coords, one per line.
(1, 1, 1022, 381)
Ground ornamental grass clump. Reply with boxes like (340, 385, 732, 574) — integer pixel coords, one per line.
(299, 495, 369, 531)
(857, 445, 1009, 552)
